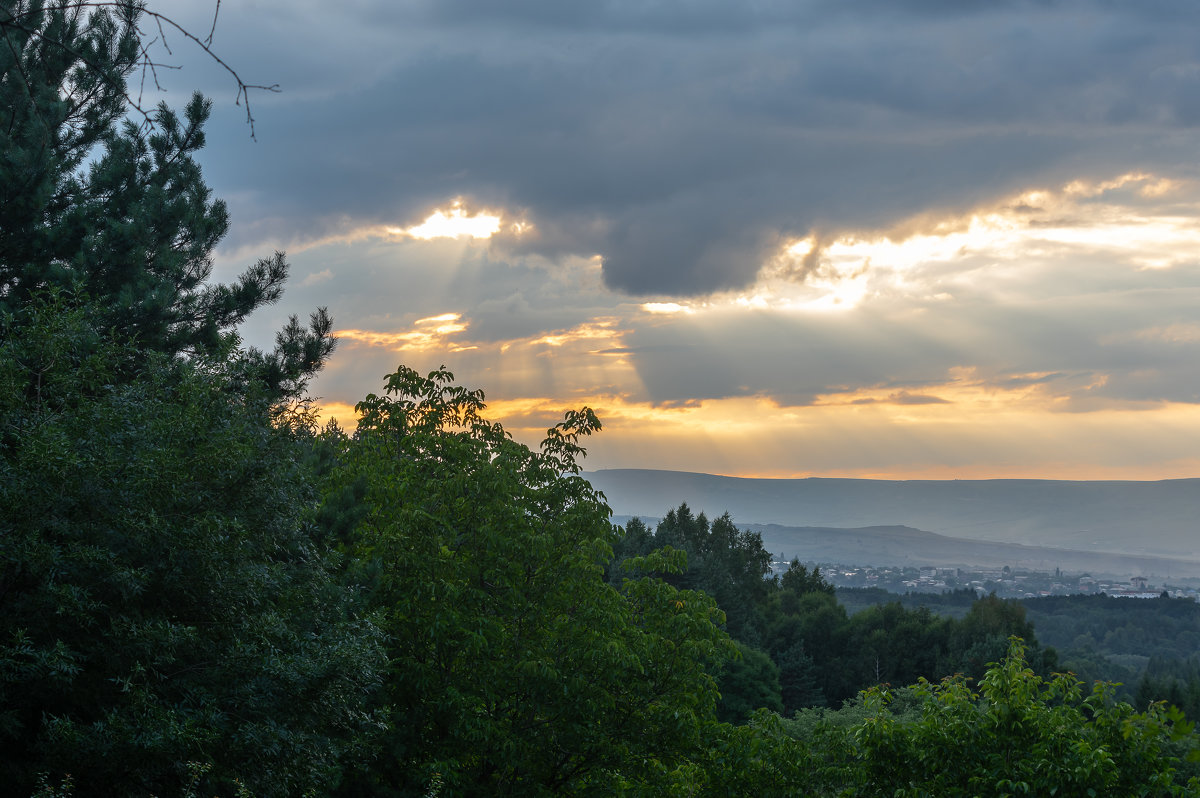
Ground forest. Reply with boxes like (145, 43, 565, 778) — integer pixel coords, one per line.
(4, 3, 1200, 796)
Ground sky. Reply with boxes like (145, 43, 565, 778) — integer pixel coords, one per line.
(152, 0, 1200, 479)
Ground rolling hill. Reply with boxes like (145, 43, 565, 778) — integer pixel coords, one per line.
(588, 469, 1200, 571)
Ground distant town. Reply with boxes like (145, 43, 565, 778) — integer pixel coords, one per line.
(773, 561, 1200, 601)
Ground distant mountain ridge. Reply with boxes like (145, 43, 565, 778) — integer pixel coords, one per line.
(738, 524, 1200, 578)
(586, 469, 1200, 562)
(609, 517, 1200, 578)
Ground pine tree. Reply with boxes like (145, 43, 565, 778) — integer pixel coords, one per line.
(0, 5, 386, 794)
(0, 0, 330, 400)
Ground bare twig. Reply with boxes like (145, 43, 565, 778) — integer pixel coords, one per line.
(0, 1, 277, 139)
(138, 6, 279, 139)
(204, 0, 220, 47)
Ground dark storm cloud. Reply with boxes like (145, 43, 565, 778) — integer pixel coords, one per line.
(559, 250, 1200, 410)
(618, 308, 963, 405)
(190, 0, 1200, 296)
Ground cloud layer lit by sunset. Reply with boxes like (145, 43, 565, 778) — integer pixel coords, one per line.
(162, 0, 1200, 479)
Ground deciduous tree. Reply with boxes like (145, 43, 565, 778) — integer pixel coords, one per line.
(325, 366, 737, 795)
(841, 639, 1200, 796)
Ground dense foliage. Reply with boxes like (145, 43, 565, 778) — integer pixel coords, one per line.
(614, 509, 1057, 720)
(1027, 593, 1200, 662)
(611, 506, 772, 643)
(1, 2, 370, 793)
(5, 2, 1200, 796)
(846, 586, 1200, 715)
(791, 639, 1200, 796)
(324, 366, 735, 795)
(0, 297, 386, 797)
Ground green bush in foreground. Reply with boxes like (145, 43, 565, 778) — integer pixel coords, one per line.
(792, 638, 1200, 797)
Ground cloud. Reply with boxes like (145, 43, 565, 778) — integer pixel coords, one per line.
(171, 1, 1200, 478)
(299, 268, 333, 286)
(641, 302, 693, 315)
(276, 170, 1200, 424)
(267, 167, 1200, 478)
(335, 313, 489, 357)
(322, 388, 1200, 481)
(849, 392, 952, 406)
(195, 0, 1200, 298)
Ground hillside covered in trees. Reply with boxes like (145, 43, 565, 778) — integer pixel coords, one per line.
(4, 3, 1200, 796)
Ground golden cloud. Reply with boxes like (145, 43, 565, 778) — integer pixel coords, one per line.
(337, 312, 468, 352)
(528, 318, 622, 348)
(746, 171, 1200, 312)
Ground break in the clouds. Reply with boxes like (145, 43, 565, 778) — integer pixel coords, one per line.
(247, 172, 1200, 478)
(160, 0, 1200, 477)
(186, 0, 1200, 295)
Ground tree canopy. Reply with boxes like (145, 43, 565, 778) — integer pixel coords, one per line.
(1, 3, 380, 794)
(822, 639, 1200, 796)
(5, 2, 1200, 796)
(325, 366, 737, 795)
(0, 295, 386, 797)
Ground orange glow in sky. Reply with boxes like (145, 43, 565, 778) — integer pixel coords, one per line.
(302, 175, 1200, 480)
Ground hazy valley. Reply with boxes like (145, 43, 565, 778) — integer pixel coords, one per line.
(591, 469, 1200, 578)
